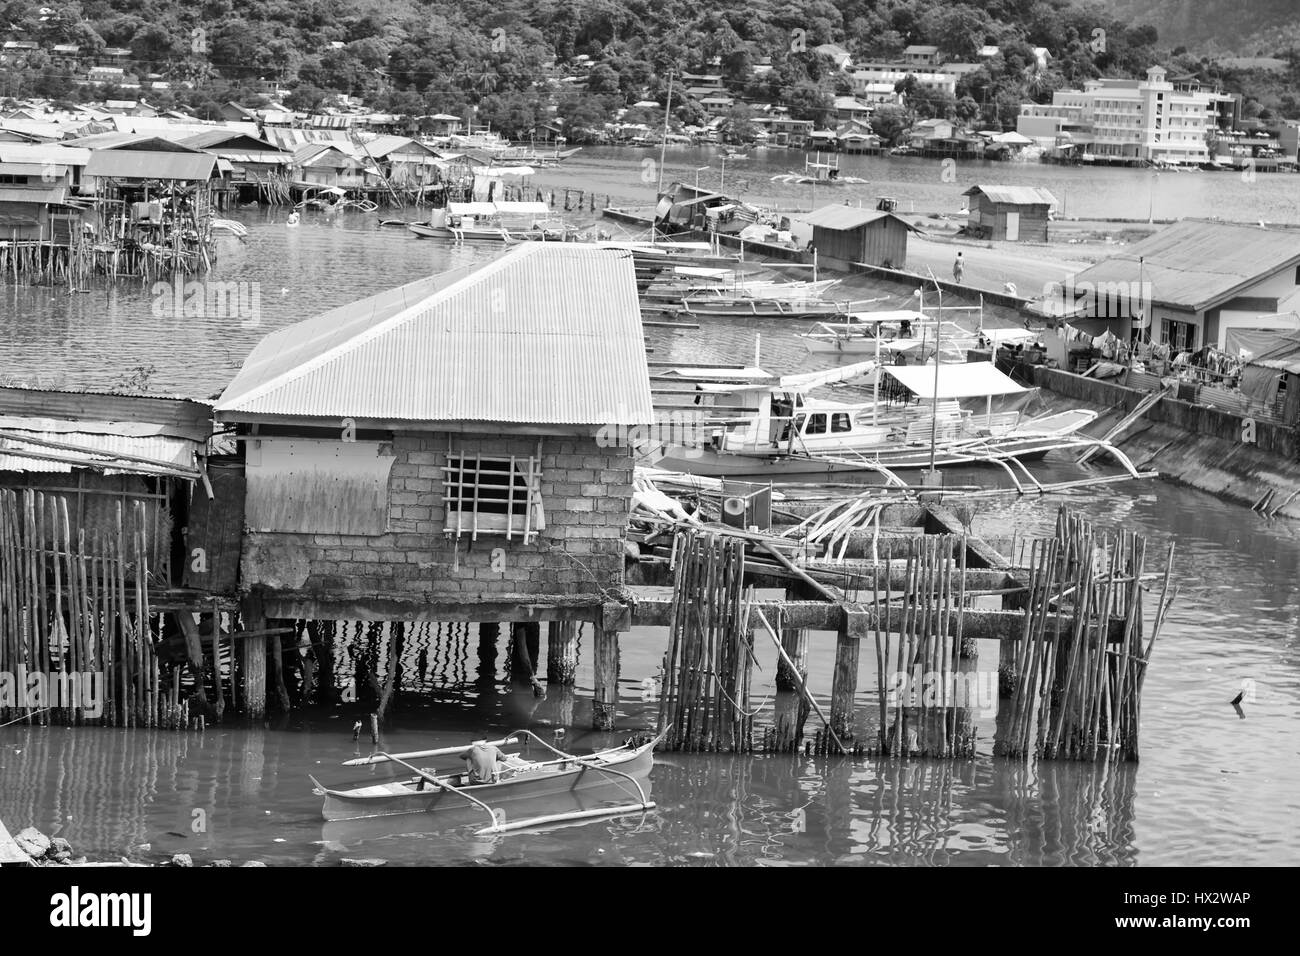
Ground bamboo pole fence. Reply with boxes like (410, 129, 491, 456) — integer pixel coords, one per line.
(0, 488, 188, 728)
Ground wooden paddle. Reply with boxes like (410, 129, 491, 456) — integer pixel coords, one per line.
(341, 736, 519, 767)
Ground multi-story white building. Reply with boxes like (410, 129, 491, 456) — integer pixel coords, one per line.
(1017, 67, 1221, 165)
(850, 65, 957, 99)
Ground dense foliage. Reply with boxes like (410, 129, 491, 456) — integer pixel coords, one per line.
(3, 1, 1299, 134)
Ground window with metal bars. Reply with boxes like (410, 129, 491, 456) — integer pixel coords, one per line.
(441, 453, 545, 542)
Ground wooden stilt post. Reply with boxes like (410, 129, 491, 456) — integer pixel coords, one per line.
(239, 594, 268, 719)
(269, 621, 291, 713)
(174, 611, 210, 714)
(775, 597, 809, 693)
(476, 622, 499, 687)
(510, 622, 539, 680)
(829, 607, 868, 747)
(592, 623, 619, 731)
(546, 620, 577, 685)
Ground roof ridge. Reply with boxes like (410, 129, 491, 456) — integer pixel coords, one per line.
(219, 245, 543, 412)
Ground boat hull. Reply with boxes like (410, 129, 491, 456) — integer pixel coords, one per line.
(407, 223, 525, 242)
(651, 437, 1079, 479)
(319, 743, 655, 824)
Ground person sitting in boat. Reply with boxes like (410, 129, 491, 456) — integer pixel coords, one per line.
(458, 740, 508, 786)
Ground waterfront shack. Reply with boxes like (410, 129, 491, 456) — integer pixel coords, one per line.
(213, 242, 653, 723)
(174, 129, 292, 207)
(797, 203, 915, 270)
(1066, 220, 1300, 350)
(353, 135, 444, 195)
(0, 387, 216, 727)
(1239, 331, 1300, 424)
(0, 143, 89, 245)
(290, 142, 373, 193)
(73, 133, 220, 272)
(961, 185, 1057, 242)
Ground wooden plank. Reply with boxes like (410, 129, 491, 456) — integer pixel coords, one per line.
(263, 596, 605, 624)
(629, 597, 1126, 642)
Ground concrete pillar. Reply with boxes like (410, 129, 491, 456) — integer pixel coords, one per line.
(546, 620, 578, 685)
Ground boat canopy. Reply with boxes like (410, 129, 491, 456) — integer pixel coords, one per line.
(447, 201, 498, 216)
(493, 201, 550, 215)
(981, 327, 1037, 345)
(472, 165, 536, 177)
(779, 359, 878, 390)
(843, 308, 928, 324)
(882, 361, 1028, 400)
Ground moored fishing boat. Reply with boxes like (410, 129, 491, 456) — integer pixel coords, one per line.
(409, 200, 556, 242)
(644, 360, 1108, 479)
(312, 731, 660, 833)
(772, 152, 868, 186)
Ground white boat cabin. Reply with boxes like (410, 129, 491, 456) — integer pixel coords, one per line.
(684, 360, 1040, 456)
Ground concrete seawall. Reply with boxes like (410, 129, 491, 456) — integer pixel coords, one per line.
(1028, 366, 1300, 518)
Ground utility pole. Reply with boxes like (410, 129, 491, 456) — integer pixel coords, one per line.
(656, 70, 674, 199)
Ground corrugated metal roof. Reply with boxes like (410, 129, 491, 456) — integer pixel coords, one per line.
(0, 143, 89, 166)
(799, 205, 914, 231)
(362, 135, 437, 158)
(176, 129, 285, 152)
(0, 162, 65, 176)
(0, 423, 198, 475)
(0, 185, 67, 203)
(1069, 220, 1300, 312)
(215, 243, 653, 426)
(85, 150, 217, 181)
(963, 185, 1058, 206)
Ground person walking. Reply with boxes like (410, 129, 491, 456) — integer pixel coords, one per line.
(953, 251, 964, 284)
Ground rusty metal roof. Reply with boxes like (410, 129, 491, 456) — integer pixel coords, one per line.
(800, 205, 917, 232)
(1068, 220, 1300, 312)
(0, 415, 200, 476)
(216, 243, 653, 426)
(962, 184, 1058, 206)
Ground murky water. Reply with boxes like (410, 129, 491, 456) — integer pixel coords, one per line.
(532, 146, 1300, 223)
(1, 194, 1297, 867)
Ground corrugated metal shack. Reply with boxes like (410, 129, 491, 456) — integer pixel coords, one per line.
(799, 204, 916, 269)
(962, 185, 1057, 242)
(0, 386, 218, 728)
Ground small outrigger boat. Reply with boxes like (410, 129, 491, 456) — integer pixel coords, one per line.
(409, 201, 555, 242)
(772, 153, 868, 186)
(312, 730, 661, 835)
(645, 360, 1116, 481)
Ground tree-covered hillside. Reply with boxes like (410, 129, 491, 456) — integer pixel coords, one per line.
(2, 1, 1295, 132)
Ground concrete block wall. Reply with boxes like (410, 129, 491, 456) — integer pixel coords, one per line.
(1032, 366, 1298, 461)
(240, 431, 634, 601)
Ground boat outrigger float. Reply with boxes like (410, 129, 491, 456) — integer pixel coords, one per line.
(311, 729, 662, 835)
